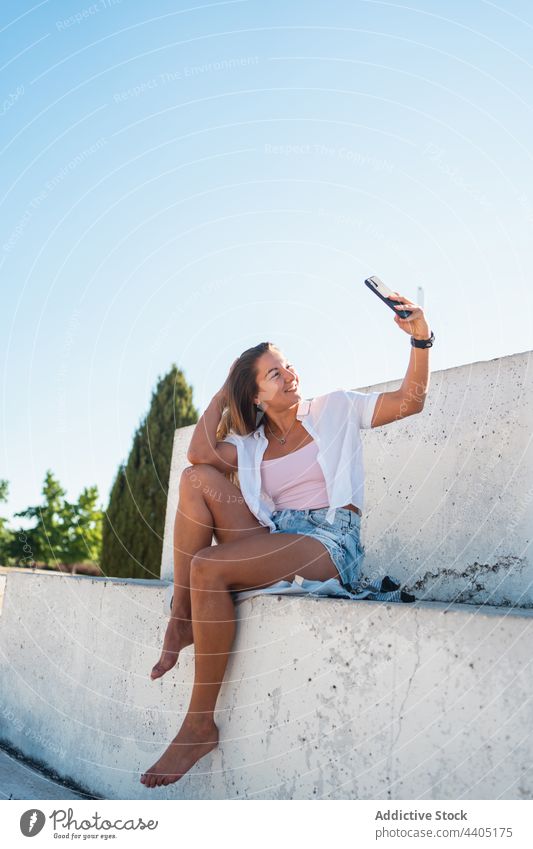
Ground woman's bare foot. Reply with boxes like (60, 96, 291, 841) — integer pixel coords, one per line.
(140, 716, 219, 787)
(150, 613, 194, 680)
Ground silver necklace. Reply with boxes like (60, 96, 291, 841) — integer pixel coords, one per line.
(267, 417, 297, 445)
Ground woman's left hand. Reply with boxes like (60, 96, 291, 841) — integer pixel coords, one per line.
(390, 293, 431, 339)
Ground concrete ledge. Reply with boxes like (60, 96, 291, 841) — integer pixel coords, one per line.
(0, 743, 97, 800)
(1, 570, 532, 799)
(161, 350, 533, 608)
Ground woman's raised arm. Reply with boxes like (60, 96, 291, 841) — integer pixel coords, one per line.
(186, 359, 239, 471)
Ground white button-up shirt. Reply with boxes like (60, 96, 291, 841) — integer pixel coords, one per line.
(222, 388, 381, 531)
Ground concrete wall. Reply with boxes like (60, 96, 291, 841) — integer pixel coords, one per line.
(0, 349, 531, 800)
(2, 569, 533, 800)
(162, 349, 533, 607)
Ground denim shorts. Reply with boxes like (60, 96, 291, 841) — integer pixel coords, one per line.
(269, 506, 365, 591)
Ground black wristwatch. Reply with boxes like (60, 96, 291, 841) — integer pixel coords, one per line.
(411, 330, 435, 349)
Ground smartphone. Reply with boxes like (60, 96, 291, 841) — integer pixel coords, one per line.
(364, 275, 413, 319)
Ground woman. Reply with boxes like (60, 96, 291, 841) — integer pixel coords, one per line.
(140, 291, 433, 788)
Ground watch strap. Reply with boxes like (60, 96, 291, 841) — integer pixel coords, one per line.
(411, 330, 435, 348)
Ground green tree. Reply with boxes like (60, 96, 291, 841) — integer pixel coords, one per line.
(0, 479, 15, 565)
(101, 365, 198, 579)
(63, 485, 103, 564)
(14, 472, 103, 567)
(15, 471, 67, 565)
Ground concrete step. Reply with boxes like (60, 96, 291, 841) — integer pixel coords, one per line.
(0, 744, 98, 800)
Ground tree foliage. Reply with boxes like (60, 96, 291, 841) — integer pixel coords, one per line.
(100, 365, 198, 579)
(0, 479, 15, 566)
(12, 471, 103, 567)
(15, 471, 67, 565)
(63, 485, 103, 563)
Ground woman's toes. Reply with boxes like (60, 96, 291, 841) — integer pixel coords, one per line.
(150, 655, 174, 679)
(150, 663, 164, 680)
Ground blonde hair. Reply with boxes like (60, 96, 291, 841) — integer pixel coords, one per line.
(216, 341, 281, 488)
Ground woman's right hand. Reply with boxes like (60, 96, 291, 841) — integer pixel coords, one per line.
(215, 357, 239, 408)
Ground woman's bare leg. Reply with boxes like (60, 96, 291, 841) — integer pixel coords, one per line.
(141, 532, 339, 787)
(150, 464, 269, 680)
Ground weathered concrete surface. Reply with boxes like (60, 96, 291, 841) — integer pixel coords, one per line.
(1, 569, 533, 800)
(1, 349, 531, 799)
(162, 350, 533, 607)
(0, 745, 93, 800)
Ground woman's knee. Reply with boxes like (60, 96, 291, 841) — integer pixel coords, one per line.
(190, 548, 224, 587)
(180, 465, 239, 512)
(180, 464, 218, 493)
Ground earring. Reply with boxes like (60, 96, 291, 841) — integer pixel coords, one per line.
(255, 402, 265, 427)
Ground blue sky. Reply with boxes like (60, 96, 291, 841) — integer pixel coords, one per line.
(1, 0, 532, 527)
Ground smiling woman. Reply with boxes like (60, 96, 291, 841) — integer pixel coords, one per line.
(142, 329, 426, 788)
(223, 342, 297, 437)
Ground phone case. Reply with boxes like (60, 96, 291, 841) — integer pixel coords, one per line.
(364, 275, 413, 319)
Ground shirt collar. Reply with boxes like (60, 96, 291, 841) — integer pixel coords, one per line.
(297, 398, 312, 418)
(253, 397, 311, 439)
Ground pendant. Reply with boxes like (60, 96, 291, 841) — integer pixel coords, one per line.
(280, 438, 286, 444)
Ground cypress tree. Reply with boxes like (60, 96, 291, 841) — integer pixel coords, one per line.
(101, 365, 198, 578)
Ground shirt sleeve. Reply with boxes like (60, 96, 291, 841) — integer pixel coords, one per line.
(344, 389, 382, 430)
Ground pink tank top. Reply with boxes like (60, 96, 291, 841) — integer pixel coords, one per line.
(260, 439, 329, 511)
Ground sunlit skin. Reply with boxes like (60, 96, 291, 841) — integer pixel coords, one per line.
(141, 292, 431, 787)
(139, 350, 319, 788)
(252, 349, 304, 438)
(145, 351, 303, 685)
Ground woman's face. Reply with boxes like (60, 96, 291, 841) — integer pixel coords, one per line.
(254, 350, 301, 410)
